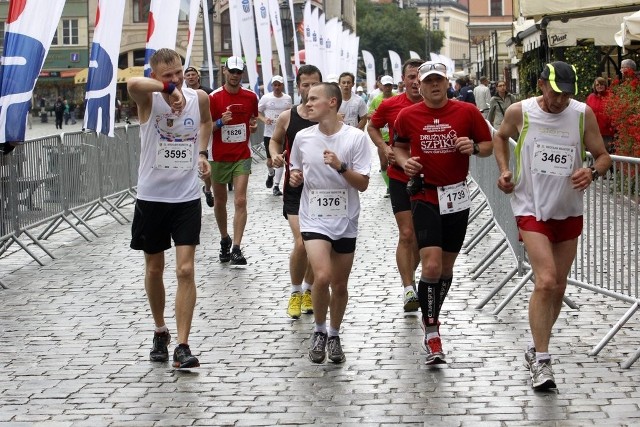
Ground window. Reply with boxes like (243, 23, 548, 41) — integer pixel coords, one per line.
(52, 29, 59, 45)
(133, 0, 188, 23)
(62, 19, 78, 45)
(133, 0, 152, 23)
(0, 23, 4, 48)
(490, 0, 503, 16)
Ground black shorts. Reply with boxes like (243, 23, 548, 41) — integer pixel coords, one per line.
(283, 184, 303, 219)
(130, 199, 201, 254)
(301, 232, 357, 254)
(411, 200, 469, 252)
(389, 177, 411, 214)
(263, 137, 272, 159)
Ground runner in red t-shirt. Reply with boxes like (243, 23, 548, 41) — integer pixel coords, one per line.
(393, 62, 492, 365)
(208, 56, 259, 266)
(367, 58, 423, 313)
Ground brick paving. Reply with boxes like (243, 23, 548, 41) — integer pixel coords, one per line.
(1, 147, 639, 426)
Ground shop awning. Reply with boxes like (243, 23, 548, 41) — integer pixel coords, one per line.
(520, 1, 640, 19)
(117, 66, 144, 83)
(615, 10, 640, 46)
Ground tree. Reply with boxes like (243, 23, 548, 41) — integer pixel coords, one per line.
(356, 0, 444, 74)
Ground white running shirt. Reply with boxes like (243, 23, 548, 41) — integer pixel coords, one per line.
(258, 91, 292, 137)
(290, 124, 372, 239)
(511, 97, 586, 221)
(137, 88, 202, 202)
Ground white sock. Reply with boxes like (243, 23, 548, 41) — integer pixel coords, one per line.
(536, 352, 551, 362)
(274, 167, 284, 186)
(268, 167, 275, 176)
(291, 284, 302, 294)
(328, 326, 340, 337)
(302, 281, 312, 292)
(155, 325, 168, 334)
(426, 331, 439, 340)
(403, 285, 414, 293)
(314, 322, 327, 333)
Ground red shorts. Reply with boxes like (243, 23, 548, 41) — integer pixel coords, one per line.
(516, 215, 583, 243)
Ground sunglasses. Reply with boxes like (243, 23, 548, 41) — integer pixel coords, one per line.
(419, 62, 447, 73)
(228, 69, 243, 75)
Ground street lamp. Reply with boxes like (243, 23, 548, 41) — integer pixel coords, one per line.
(279, 1, 296, 96)
(425, 0, 443, 58)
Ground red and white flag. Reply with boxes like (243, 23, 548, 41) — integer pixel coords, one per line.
(83, 0, 125, 137)
(0, 0, 66, 145)
(143, 0, 180, 77)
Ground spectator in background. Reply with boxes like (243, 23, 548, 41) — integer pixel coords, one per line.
(473, 76, 491, 117)
(487, 80, 516, 129)
(455, 77, 475, 104)
(184, 66, 213, 94)
(586, 77, 615, 153)
(63, 99, 71, 125)
(53, 97, 64, 129)
(620, 58, 637, 80)
(397, 81, 405, 94)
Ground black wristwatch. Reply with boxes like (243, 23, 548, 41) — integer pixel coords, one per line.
(198, 150, 208, 158)
(472, 142, 480, 155)
(590, 166, 599, 182)
(337, 162, 348, 174)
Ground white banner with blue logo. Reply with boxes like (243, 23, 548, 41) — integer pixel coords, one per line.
(228, 0, 243, 57)
(84, 0, 125, 137)
(388, 50, 402, 87)
(143, 0, 180, 77)
(0, 0, 66, 145)
(236, 0, 260, 94)
(324, 18, 338, 77)
(254, 0, 273, 94)
(268, 0, 288, 94)
(361, 50, 376, 94)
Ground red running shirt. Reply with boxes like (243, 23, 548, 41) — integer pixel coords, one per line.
(209, 86, 259, 162)
(394, 100, 492, 204)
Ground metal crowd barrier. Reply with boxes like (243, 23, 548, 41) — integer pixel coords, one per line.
(0, 125, 141, 275)
(468, 128, 640, 368)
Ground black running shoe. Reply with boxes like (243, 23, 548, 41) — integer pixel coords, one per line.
(202, 185, 214, 207)
(266, 173, 274, 188)
(219, 236, 232, 262)
(230, 247, 247, 266)
(173, 344, 200, 369)
(309, 331, 328, 364)
(150, 331, 171, 362)
(327, 336, 346, 364)
(272, 185, 283, 196)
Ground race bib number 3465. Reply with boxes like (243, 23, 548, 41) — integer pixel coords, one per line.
(532, 141, 575, 176)
(154, 142, 194, 170)
(309, 189, 348, 218)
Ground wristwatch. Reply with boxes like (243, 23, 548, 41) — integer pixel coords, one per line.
(337, 162, 348, 174)
(590, 166, 599, 182)
(472, 142, 480, 155)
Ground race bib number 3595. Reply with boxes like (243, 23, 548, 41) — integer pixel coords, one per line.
(154, 142, 194, 170)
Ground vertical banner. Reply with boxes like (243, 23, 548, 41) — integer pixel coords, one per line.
(361, 50, 376, 94)
(236, 0, 260, 94)
(309, 7, 319, 68)
(350, 35, 359, 78)
(388, 50, 402, 86)
(340, 29, 350, 74)
(317, 12, 326, 77)
(303, 1, 312, 66)
(410, 50, 422, 60)
(324, 18, 338, 76)
(183, 0, 202, 70)
(144, 0, 180, 77)
(0, 0, 66, 145)
(268, 0, 289, 94)
(84, 0, 126, 137)
(202, 0, 214, 87)
(254, 0, 273, 93)
(288, 0, 300, 72)
(228, 0, 242, 57)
